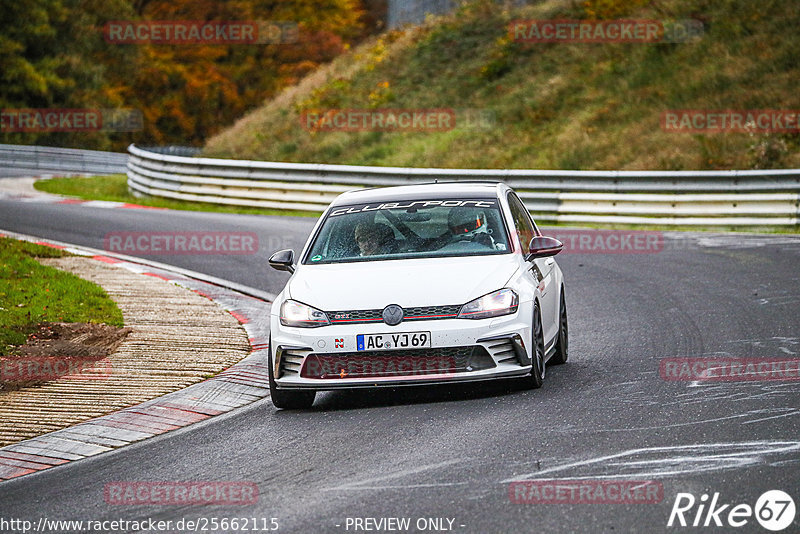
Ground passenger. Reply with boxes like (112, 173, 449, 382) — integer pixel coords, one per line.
(447, 208, 495, 248)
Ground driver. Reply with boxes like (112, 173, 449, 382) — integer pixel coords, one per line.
(447, 207, 495, 248)
(354, 221, 395, 256)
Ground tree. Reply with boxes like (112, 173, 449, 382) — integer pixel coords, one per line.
(1, 0, 372, 148)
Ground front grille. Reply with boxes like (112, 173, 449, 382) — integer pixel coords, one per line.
(327, 309, 383, 323)
(300, 346, 495, 379)
(326, 304, 462, 325)
(404, 305, 462, 320)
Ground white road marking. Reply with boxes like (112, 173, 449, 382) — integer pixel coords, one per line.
(741, 408, 800, 424)
(502, 441, 800, 482)
(324, 459, 461, 491)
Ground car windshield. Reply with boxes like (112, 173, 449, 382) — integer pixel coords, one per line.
(303, 197, 511, 264)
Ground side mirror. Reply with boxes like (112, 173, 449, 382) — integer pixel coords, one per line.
(269, 249, 295, 273)
(526, 236, 563, 261)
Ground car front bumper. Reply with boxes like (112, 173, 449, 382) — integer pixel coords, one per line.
(270, 305, 534, 390)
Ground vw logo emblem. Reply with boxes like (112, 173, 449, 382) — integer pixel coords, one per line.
(382, 304, 404, 326)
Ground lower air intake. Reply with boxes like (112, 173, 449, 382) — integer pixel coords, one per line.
(300, 346, 495, 379)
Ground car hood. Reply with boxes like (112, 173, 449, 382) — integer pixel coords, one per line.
(287, 254, 520, 310)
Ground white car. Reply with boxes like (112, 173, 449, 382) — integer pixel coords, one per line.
(267, 182, 568, 409)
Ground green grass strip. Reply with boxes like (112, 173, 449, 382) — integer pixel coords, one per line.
(0, 237, 124, 356)
(34, 174, 320, 217)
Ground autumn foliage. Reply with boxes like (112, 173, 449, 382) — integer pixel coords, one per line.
(0, 0, 370, 149)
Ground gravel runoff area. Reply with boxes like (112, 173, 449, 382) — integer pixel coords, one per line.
(0, 255, 251, 446)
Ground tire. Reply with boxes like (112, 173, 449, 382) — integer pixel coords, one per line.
(268, 336, 316, 409)
(521, 301, 545, 389)
(549, 289, 569, 365)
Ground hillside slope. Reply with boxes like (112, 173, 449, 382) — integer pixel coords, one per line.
(204, 0, 800, 170)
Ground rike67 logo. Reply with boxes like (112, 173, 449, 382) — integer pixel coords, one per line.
(668, 490, 796, 531)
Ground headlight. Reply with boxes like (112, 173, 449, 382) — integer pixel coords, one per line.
(280, 299, 330, 328)
(458, 289, 519, 320)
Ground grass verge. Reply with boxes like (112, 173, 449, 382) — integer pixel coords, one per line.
(204, 0, 800, 171)
(34, 174, 321, 218)
(31, 174, 798, 233)
(539, 221, 800, 234)
(0, 237, 124, 356)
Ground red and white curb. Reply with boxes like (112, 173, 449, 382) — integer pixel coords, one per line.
(0, 231, 272, 482)
(0, 190, 164, 211)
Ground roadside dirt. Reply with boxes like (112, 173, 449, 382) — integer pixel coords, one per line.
(0, 255, 250, 447)
(0, 322, 131, 391)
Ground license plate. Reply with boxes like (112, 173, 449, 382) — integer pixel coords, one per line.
(356, 332, 431, 351)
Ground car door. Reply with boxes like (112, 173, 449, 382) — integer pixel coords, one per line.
(507, 192, 559, 345)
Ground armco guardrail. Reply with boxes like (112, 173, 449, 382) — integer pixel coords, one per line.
(127, 144, 800, 226)
(0, 144, 127, 177)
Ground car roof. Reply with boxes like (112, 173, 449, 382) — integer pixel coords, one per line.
(330, 181, 509, 207)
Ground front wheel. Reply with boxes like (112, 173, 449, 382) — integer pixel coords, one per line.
(268, 337, 315, 409)
(549, 289, 568, 365)
(521, 301, 545, 389)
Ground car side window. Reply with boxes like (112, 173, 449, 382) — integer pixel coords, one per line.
(507, 192, 535, 254)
